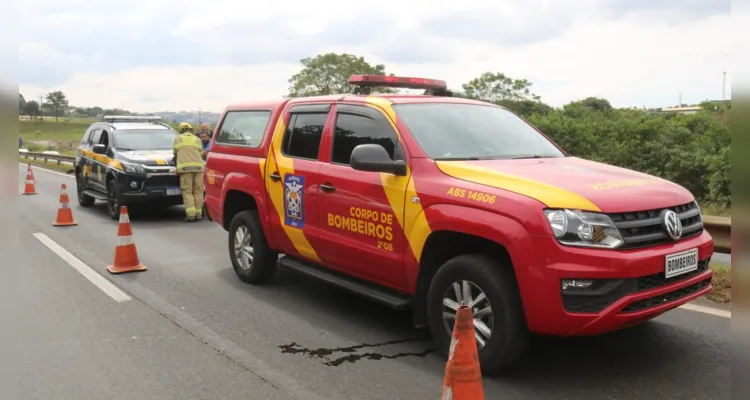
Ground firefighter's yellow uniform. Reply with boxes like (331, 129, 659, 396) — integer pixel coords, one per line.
(173, 123, 205, 222)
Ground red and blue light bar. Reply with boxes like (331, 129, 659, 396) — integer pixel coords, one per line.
(348, 75, 448, 90)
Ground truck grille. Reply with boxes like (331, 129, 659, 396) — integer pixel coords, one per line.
(608, 202, 703, 250)
(146, 175, 180, 188)
(619, 278, 711, 313)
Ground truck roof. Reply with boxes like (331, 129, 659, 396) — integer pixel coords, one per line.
(223, 93, 494, 112)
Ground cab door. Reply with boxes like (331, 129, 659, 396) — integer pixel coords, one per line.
(316, 104, 410, 290)
(84, 129, 102, 190)
(263, 103, 330, 263)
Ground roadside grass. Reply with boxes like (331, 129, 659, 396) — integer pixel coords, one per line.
(19, 119, 216, 153)
(708, 263, 731, 303)
(19, 157, 74, 175)
(699, 203, 731, 217)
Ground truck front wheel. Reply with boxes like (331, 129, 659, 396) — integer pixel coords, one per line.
(228, 210, 278, 284)
(426, 253, 529, 374)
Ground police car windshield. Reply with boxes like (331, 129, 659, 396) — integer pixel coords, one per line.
(114, 129, 177, 151)
(392, 103, 565, 160)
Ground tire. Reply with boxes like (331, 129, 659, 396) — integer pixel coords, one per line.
(106, 180, 122, 220)
(426, 253, 530, 374)
(227, 210, 278, 284)
(76, 173, 95, 207)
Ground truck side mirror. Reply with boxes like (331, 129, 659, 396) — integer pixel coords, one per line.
(92, 144, 107, 154)
(350, 144, 407, 176)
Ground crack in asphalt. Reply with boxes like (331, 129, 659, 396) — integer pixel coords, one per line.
(278, 337, 438, 367)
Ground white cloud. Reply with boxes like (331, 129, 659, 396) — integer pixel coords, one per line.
(17, 0, 732, 111)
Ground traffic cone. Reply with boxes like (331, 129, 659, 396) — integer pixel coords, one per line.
(440, 305, 485, 400)
(52, 183, 77, 226)
(22, 164, 37, 195)
(107, 206, 147, 274)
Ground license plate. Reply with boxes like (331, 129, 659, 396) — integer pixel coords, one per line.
(167, 187, 182, 196)
(665, 248, 699, 279)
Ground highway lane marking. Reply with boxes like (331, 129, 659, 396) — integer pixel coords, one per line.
(679, 303, 730, 318)
(33, 233, 132, 303)
(18, 163, 74, 179)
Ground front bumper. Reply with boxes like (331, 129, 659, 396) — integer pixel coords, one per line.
(116, 173, 183, 204)
(522, 230, 714, 336)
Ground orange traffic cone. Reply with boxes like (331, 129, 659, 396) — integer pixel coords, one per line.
(22, 164, 37, 195)
(107, 206, 147, 274)
(52, 184, 77, 226)
(440, 305, 485, 400)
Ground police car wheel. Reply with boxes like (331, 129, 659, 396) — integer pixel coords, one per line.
(106, 180, 121, 220)
(426, 253, 529, 375)
(76, 173, 95, 207)
(228, 210, 278, 284)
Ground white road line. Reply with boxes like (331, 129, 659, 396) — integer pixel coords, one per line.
(18, 163, 74, 179)
(679, 303, 731, 318)
(33, 233, 132, 303)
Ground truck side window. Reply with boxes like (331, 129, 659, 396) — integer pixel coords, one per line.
(215, 110, 272, 147)
(331, 113, 403, 165)
(89, 129, 102, 146)
(282, 113, 327, 160)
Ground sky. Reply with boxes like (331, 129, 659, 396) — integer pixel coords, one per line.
(16, 0, 732, 113)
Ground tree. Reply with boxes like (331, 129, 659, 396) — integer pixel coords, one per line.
(461, 72, 541, 102)
(24, 101, 40, 118)
(287, 53, 394, 97)
(44, 91, 69, 122)
(18, 93, 26, 114)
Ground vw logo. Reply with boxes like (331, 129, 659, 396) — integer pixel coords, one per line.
(663, 210, 683, 240)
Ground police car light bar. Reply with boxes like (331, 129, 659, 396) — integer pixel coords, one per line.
(102, 115, 163, 123)
(348, 75, 447, 90)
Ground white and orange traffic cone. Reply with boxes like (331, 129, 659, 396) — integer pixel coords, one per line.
(107, 206, 147, 274)
(440, 305, 486, 400)
(52, 183, 77, 226)
(22, 164, 37, 195)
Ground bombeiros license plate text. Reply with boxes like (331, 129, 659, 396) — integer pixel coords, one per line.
(664, 248, 698, 279)
(167, 187, 182, 196)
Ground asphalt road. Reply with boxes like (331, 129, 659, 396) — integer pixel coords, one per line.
(11, 165, 731, 400)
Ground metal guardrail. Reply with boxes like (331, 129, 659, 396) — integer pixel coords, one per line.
(17, 151, 731, 254)
(19, 150, 76, 164)
(703, 216, 731, 254)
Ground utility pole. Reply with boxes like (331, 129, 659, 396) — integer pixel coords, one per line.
(722, 71, 726, 101)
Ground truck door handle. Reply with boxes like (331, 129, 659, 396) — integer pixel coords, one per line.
(320, 184, 335, 192)
(269, 172, 281, 182)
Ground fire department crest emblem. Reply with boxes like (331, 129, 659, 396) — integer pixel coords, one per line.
(284, 174, 305, 228)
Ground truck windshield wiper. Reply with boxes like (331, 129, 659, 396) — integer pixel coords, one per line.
(434, 157, 481, 161)
(511, 155, 544, 159)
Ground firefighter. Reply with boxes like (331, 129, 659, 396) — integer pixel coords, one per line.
(173, 122, 205, 222)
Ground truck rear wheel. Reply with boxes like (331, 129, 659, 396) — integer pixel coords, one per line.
(228, 210, 278, 284)
(426, 253, 529, 374)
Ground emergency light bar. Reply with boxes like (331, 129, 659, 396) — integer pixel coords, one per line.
(349, 75, 447, 90)
(102, 115, 163, 123)
(348, 75, 452, 96)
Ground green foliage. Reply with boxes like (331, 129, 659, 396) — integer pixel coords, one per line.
(461, 72, 541, 102)
(44, 91, 69, 122)
(287, 53, 394, 97)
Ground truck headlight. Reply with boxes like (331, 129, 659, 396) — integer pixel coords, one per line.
(121, 162, 145, 174)
(544, 209, 624, 249)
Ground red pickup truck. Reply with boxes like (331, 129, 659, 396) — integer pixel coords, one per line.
(204, 75, 714, 373)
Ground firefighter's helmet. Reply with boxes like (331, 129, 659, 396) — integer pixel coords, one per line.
(178, 122, 193, 133)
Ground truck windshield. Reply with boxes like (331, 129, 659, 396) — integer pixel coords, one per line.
(392, 103, 565, 160)
(114, 130, 178, 151)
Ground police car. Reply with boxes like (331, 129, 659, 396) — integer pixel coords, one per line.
(75, 115, 183, 219)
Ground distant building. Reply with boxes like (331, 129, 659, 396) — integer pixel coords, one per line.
(661, 106, 701, 115)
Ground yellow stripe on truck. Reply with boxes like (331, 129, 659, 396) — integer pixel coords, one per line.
(365, 97, 433, 262)
(265, 115, 321, 263)
(436, 161, 601, 211)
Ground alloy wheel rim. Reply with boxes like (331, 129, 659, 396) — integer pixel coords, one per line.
(441, 280, 494, 350)
(234, 226, 254, 270)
